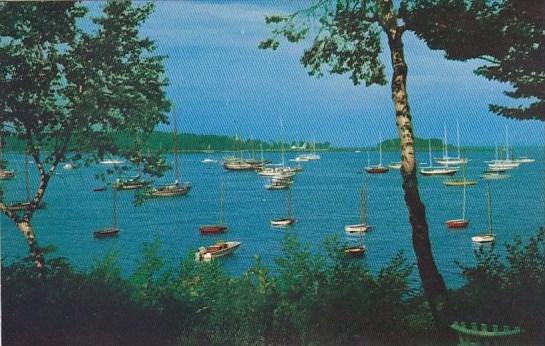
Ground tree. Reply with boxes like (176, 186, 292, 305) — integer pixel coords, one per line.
(0, 1, 169, 269)
(402, 0, 544, 121)
(260, 0, 449, 325)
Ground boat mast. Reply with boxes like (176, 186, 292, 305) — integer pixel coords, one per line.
(457, 120, 461, 160)
(112, 186, 118, 230)
(173, 106, 180, 183)
(280, 118, 285, 167)
(379, 131, 383, 167)
(505, 125, 510, 161)
(428, 139, 432, 167)
(462, 165, 466, 220)
(443, 123, 448, 160)
(219, 181, 224, 225)
(260, 143, 264, 168)
(495, 142, 498, 161)
(367, 151, 370, 168)
(487, 183, 493, 235)
(363, 175, 368, 224)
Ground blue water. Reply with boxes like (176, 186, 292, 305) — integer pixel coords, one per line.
(1, 149, 544, 287)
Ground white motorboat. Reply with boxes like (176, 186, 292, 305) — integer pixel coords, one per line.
(195, 241, 241, 262)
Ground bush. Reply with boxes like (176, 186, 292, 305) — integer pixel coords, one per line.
(451, 228, 545, 344)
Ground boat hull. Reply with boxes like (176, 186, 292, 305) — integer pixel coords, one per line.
(199, 225, 228, 235)
(149, 184, 191, 197)
(446, 219, 469, 229)
(472, 234, 496, 243)
(8, 201, 46, 211)
(443, 180, 477, 187)
(343, 245, 366, 258)
(271, 217, 296, 227)
(344, 224, 370, 234)
(365, 166, 389, 174)
(94, 228, 120, 238)
(195, 241, 241, 262)
(0, 169, 15, 180)
(420, 168, 457, 176)
(480, 173, 510, 180)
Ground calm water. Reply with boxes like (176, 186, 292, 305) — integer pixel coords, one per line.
(1, 149, 544, 287)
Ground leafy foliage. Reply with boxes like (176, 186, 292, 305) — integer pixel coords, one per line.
(403, 0, 545, 120)
(452, 228, 545, 343)
(2, 235, 434, 345)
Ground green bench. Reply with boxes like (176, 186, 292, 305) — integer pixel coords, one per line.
(450, 321, 523, 346)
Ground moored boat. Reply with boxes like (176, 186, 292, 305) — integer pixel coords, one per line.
(113, 175, 151, 190)
(94, 187, 120, 239)
(471, 183, 496, 244)
(271, 186, 296, 227)
(420, 139, 458, 176)
(200, 182, 228, 235)
(345, 177, 371, 234)
(343, 245, 367, 258)
(195, 241, 241, 262)
(94, 227, 120, 238)
(365, 132, 389, 174)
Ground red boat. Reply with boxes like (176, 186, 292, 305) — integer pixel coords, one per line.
(446, 219, 469, 229)
(365, 166, 389, 174)
(199, 225, 228, 235)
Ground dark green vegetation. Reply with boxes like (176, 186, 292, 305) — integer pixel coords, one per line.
(0, 1, 169, 268)
(2, 132, 332, 153)
(405, 0, 544, 121)
(3, 131, 465, 153)
(3, 230, 543, 345)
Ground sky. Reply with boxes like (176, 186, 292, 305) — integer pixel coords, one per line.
(96, 1, 544, 147)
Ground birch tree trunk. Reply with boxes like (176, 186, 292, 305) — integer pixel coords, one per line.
(387, 28, 449, 326)
(16, 220, 45, 269)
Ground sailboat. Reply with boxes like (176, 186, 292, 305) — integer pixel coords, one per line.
(444, 163, 477, 186)
(200, 182, 228, 235)
(148, 110, 191, 197)
(436, 121, 468, 166)
(271, 186, 296, 227)
(259, 118, 299, 181)
(487, 126, 520, 171)
(299, 138, 320, 161)
(365, 132, 389, 174)
(446, 174, 469, 229)
(471, 184, 496, 244)
(345, 177, 372, 234)
(420, 139, 458, 176)
(8, 153, 46, 211)
(94, 187, 120, 238)
(0, 132, 15, 180)
(201, 145, 218, 164)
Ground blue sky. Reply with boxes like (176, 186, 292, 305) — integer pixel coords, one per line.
(105, 1, 543, 146)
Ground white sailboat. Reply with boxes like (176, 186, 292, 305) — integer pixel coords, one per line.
(345, 177, 371, 234)
(271, 186, 296, 227)
(472, 184, 496, 244)
(299, 138, 320, 161)
(259, 118, 299, 181)
(420, 139, 457, 176)
(488, 126, 520, 170)
(202, 145, 217, 164)
(436, 121, 468, 166)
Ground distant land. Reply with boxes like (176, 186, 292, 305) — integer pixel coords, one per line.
(2, 131, 501, 153)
